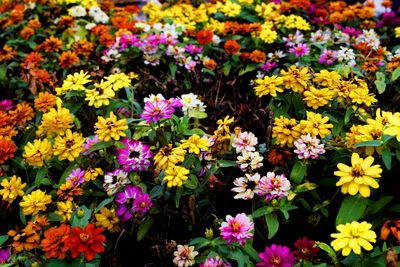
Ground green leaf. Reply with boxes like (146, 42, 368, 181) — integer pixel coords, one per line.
(71, 205, 92, 228)
(47, 213, 64, 222)
(316, 242, 339, 265)
(223, 62, 231, 76)
(375, 72, 386, 94)
(344, 108, 353, 124)
(149, 185, 163, 198)
(382, 148, 392, 170)
(243, 242, 260, 262)
(217, 160, 237, 168)
(253, 206, 274, 218)
(295, 182, 318, 193)
(265, 213, 279, 239)
(169, 63, 178, 78)
(190, 110, 207, 119)
(239, 64, 257, 76)
(353, 140, 382, 148)
(290, 161, 307, 184)
(228, 250, 250, 267)
(175, 187, 183, 208)
(86, 140, 113, 155)
(391, 67, 400, 81)
(20, 207, 26, 225)
(137, 217, 153, 241)
(368, 196, 393, 215)
(292, 93, 305, 119)
(336, 195, 368, 225)
(35, 167, 47, 186)
(59, 164, 77, 186)
(95, 198, 113, 213)
(0, 235, 8, 246)
(45, 259, 71, 267)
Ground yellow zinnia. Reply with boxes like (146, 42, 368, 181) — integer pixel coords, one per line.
(153, 144, 186, 170)
(300, 111, 333, 138)
(0, 175, 26, 203)
(384, 112, 400, 142)
(280, 65, 311, 93)
(334, 153, 382, 197)
(254, 75, 284, 98)
(95, 207, 121, 233)
(331, 221, 376, 256)
(164, 165, 190, 187)
(180, 134, 210, 154)
(23, 138, 52, 166)
(303, 86, 334, 110)
(95, 112, 128, 142)
(20, 189, 52, 215)
(54, 201, 73, 223)
(272, 116, 302, 147)
(53, 129, 85, 161)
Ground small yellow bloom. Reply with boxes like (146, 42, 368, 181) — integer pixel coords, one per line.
(272, 116, 302, 147)
(95, 207, 121, 233)
(53, 129, 85, 161)
(331, 221, 376, 256)
(280, 65, 311, 93)
(334, 153, 382, 197)
(38, 106, 75, 137)
(55, 70, 92, 95)
(23, 139, 52, 166)
(164, 165, 190, 187)
(55, 201, 73, 223)
(300, 111, 333, 138)
(153, 144, 186, 170)
(95, 112, 128, 142)
(254, 75, 284, 98)
(104, 73, 132, 91)
(84, 167, 104, 182)
(303, 86, 334, 110)
(0, 176, 26, 203)
(85, 80, 115, 108)
(20, 189, 52, 215)
(384, 112, 400, 142)
(180, 134, 210, 154)
(395, 27, 400, 38)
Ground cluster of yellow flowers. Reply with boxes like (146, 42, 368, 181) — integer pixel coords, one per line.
(275, 14, 311, 31)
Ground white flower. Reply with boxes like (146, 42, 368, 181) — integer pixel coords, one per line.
(103, 169, 130, 194)
(237, 151, 263, 171)
(232, 131, 258, 153)
(153, 23, 163, 32)
(85, 22, 96, 30)
(144, 93, 165, 104)
(232, 173, 261, 200)
(88, 6, 102, 16)
(212, 35, 221, 45)
(69, 5, 87, 17)
(135, 22, 151, 32)
(93, 12, 109, 23)
(337, 47, 356, 62)
(27, 2, 36, 9)
(179, 93, 206, 116)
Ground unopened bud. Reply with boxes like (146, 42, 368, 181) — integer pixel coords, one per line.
(205, 228, 214, 240)
(77, 208, 85, 218)
(31, 262, 39, 267)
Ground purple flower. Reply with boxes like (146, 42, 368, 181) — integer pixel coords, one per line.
(261, 62, 278, 70)
(139, 42, 158, 54)
(117, 107, 130, 117)
(0, 248, 11, 264)
(140, 100, 175, 124)
(82, 135, 100, 158)
(185, 43, 203, 54)
(66, 168, 85, 186)
(318, 49, 338, 64)
(200, 256, 231, 267)
(257, 244, 297, 267)
(133, 193, 152, 214)
(293, 134, 325, 160)
(341, 26, 361, 37)
(0, 100, 14, 111)
(288, 44, 309, 57)
(116, 137, 153, 172)
(255, 172, 291, 201)
(219, 213, 254, 246)
(115, 185, 143, 221)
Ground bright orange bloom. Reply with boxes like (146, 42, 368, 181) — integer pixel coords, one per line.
(0, 137, 16, 164)
(58, 16, 75, 28)
(0, 111, 13, 128)
(382, 0, 393, 8)
(32, 69, 52, 83)
(249, 50, 266, 63)
(59, 51, 80, 69)
(204, 59, 217, 71)
(34, 92, 57, 112)
(125, 4, 140, 13)
(224, 40, 241, 54)
(267, 147, 293, 166)
(27, 19, 41, 29)
(57, 180, 83, 202)
(38, 36, 63, 53)
(290, 0, 310, 9)
(197, 30, 213, 45)
(41, 224, 71, 259)
(240, 52, 251, 61)
(8, 103, 34, 125)
(101, 0, 115, 13)
(65, 224, 106, 261)
(99, 33, 115, 45)
(20, 26, 34, 39)
(8, 225, 40, 253)
(329, 12, 344, 23)
(91, 25, 110, 36)
(22, 52, 44, 69)
(0, 44, 17, 62)
(73, 39, 95, 59)
(28, 215, 50, 231)
(380, 220, 400, 243)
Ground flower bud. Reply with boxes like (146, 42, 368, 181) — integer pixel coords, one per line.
(77, 208, 85, 218)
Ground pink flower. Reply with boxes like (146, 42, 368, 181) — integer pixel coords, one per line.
(288, 43, 309, 57)
(200, 256, 231, 267)
(66, 168, 86, 185)
(255, 172, 291, 201)
(82, 135, 100, 158)
(257, 244, 297, 267)
(219, 213, 254, 246)
(140, 100, 175, 124)
(261, 62, 278, 70)
(318, 49, 338, 64)
(173, 245, 198, 267)
(293, 134, 325, 160)
(0, 100, 14, 111)
(232, 131, 258, 153)
(185, 44, 203, 54)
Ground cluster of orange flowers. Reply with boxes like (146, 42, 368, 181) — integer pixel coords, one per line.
(354, 42, 386, 72)
(223, 21, 262, 35)
(240, 50, 267, 63)
(224, 39, 241, 54)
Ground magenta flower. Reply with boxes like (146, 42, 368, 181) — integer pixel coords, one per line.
(219, 213, 254, 246)
(133, 193, 152, 214)
(66, 168, 85, 185)
(318, 49, 338, 64)
(117, 107, 130, 117)
(293, 134, 325, 160)
(82, 135, 100, 158)
(255, 172, 291, 201)
(140, 100, 175, 124)
(288, 43, 309, 57)
(116, 137, 153, 172)
(0, 247, 11, 264)
(261, 62, 278, 70)
(166, 97, 183, 108)
(200, 256, 231, 267)
(257, 244, 297, 267)
(115, 185, 143, 221)
(185, 43, 203, 54)
(0, 100, 14, 111)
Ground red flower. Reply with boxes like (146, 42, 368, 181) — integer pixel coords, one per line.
(65, 224, 106, 261)
(196, 30, 213, 45)
(293, 237, 320, 260)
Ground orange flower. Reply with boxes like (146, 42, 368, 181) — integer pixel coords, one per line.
(361, 20, 376, 29)
(20, 26, 34, 39)
(22, 52, 44, 69)
(267, 147, 293, 166)
(249, 50, 266, 63)
(224, 40, 241, 54)
(380, 220, 400, 243)
(99, 33, 115, 45)
(290, 0, 310, 10)
(0, 44, 17, 62)
(32, 69, 52, 83)
(28, 215, 50, 231)
(204, 59, 217, 71)
(240, 52, 251, 61)
(382, 0, 392, 8)
(73, 39, 95, 59)
(125, 4, 140, 13)
(0, 137, 16, 164)
(91, 25, 110, 36)
(315, 8, 329, 18)
(8, 103, 34, 126)
(0, 125, 17, 140)
(111, 16, 130, 29)
(8, 225, 40, 253)
(39, 36, 63, 53)
(329, 12, 344, 23)
(34, 92, 57, 112)
(184, 29, 197, 37)
(328, 1, 347, 13)
(361, 61, 378, 72)
(27, 19, 41, 29)
(364, 0, 375, 8)
(65, 224, 106, 261)
(343, 9, 356, 20)
(40, 224, 71, 259)
(58, 16, 75, 28)
(59, 51, 80, 69)
(57, 180, 83, 202)
(101, 0, 115, 13)
(196, 30, 213, 45)
(0, 111, 13, 128)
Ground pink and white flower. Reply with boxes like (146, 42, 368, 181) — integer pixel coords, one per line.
(219, 213, 254, 246)
(294, 134, 325, 160)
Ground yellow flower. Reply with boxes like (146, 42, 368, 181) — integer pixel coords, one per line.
(356, 122, 384, 155)
(254, 75, 284, 98)
(303, 87, 334, 109)
(217, 116, 235, 134)
(395, 27, 400, 38)
(53, 129, 85, 161)
(153, 144, 186, 170)
(331, 221, 376, 256)
(55, 201, 73, 223)
(95, 112, 128, 142)
(330, 80, 355, 103)
(84, 167, 104, 182)
(164, 165, 190, 187)
(384, 112, 400, 142)
(55, 70, 92, 95)
(313, 70, 342, 88)
(373, 108, 392, 128)
(0, 176, 26, 203)
(280, 65, 311, 93)
(300, 112, 333, 138)
(95, 207, 121, 233)
(104, 73, 132, 91)
(334, 153, 382, 197)
(23, 139, 52, 166)
(20, 189, 52, 215)
(272, 116, 301, 147)
(348, 78, 377, 106)
(38, 106, 74, 137)
(180, 134, 210, 154)
(85, 80, 115, 108)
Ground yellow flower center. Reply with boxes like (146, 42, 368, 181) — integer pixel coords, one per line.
(232, 221, 242, 232)
(351, 165, 365, 178)
(79, 233, 90, 242)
